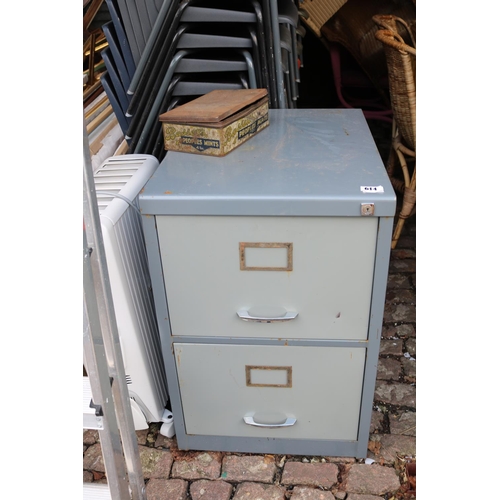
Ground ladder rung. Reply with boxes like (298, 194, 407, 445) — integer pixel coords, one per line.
(83, 376, 104, 430)
(83, 482, 112, 500)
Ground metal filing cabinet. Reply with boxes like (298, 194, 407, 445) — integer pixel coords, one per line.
(139, 109, 396, 458)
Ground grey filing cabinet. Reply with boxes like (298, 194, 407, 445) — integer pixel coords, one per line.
(139, 109, 396, 458)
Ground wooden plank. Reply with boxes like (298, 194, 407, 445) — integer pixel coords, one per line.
(85, 95, 110, 123)
(89, 116, 119, 155)
(114, 138, 129, 156)
(83, 0, 105, 32)
(87, 105, 114, 135)
(83, 80, 103, 105)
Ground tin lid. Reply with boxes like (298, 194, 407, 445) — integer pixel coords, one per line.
(158, 89, 268, 125)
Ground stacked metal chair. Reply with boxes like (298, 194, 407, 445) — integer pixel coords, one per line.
(99, 0, 137, 135)
(99, 0, 303, 159)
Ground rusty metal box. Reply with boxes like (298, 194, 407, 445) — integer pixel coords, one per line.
(159, 89, 269, 157)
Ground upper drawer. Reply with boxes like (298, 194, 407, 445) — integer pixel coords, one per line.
(157, 215, 378, 340)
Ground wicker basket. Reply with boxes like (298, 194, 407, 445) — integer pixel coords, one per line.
(374, 17, 416, 249)
(321, 0, 416, 97)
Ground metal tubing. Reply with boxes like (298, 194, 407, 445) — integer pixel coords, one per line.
(240, 50, 257, 88)
(100, 72, 130, 135)
(250, 0, 271, 98)
(105, 0, 136, 78)
(141, 75, 182, 156)
(269, 0, 286, 107)
(126, 21, 189, 141)
(102, 21, 132, 90)
(126, 0, 184, 115)
(101, 48, 130, 114)
(134, 50, 190, 153)
(260, 0, 278, 107)
(247, 26, 262, 88)
(127, 0, 173, 95)
(127, 18, 189, 142)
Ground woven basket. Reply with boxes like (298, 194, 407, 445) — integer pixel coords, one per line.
(321, 0, 416, 96)
(374, 19, 416, 248)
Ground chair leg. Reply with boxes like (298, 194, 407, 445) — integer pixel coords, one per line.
(392, 168, 416, 249)
(385, 140, 404, 193)
(389, 133, 416, 248)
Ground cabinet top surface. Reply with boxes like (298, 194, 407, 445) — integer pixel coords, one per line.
(140, 109, 396, 216)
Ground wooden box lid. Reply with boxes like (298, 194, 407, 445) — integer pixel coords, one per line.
(159, 89, 268, 124)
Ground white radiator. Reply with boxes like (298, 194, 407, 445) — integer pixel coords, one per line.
(92, 154, 169, 431)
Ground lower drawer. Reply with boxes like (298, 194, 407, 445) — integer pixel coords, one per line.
(174, 343, 366, 441)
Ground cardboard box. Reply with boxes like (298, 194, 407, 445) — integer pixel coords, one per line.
(159, 89, 269, 157)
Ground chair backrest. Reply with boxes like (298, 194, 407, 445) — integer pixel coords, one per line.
(180, 5, 256, 23)
(373, 14, 416, 76)
(375, 28, 416, 151)
(321, 0, 416, 95)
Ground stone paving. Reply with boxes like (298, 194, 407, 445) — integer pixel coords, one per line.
(83, 217, 416, 499)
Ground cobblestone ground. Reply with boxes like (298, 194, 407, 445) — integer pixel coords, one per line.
(84, 217, 416, 499)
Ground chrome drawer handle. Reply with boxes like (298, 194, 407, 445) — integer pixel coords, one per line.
(237, 310, 298, 322)
(243, 416, 297, 428)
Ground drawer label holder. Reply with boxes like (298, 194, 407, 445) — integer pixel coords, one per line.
(239, 242, 293, 271)
(245, 365, 293, 388)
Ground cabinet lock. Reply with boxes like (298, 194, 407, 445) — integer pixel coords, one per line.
(361, 203, 375, 216)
